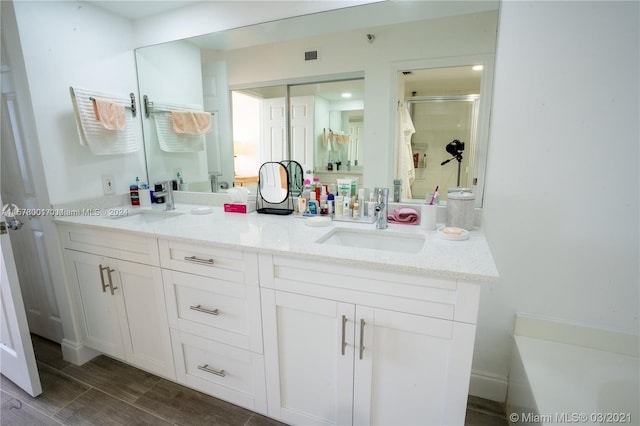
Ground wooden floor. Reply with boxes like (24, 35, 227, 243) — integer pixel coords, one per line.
(1, 335, 508, 426)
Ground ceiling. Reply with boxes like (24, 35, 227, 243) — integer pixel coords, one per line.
(86, 0, 203, 20)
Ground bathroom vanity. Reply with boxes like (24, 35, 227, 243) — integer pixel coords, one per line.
(54, 205, 498, 425)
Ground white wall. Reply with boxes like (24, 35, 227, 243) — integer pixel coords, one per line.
(12, 1, 145, 204)
(477, 1, 639, 400)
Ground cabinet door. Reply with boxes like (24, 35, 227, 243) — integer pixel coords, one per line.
(113, 259, 175, 379)
(64, 250, 124, 359)
(353, 307, 476, 426)
(262, 289, 355, 426)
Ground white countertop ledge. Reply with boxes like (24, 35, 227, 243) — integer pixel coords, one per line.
(53, 204, 499, 282)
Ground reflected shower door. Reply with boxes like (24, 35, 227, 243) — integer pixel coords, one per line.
(409, 98, 478, 201)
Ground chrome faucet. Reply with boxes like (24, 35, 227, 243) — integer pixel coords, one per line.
(373, 187, 389, 229)
(154, 181, 175, 211)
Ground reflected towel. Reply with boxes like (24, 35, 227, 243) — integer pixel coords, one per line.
(171, 111, 212, 134)
(92, 97, 126, 130)
(335, 134, 350, 144)
(387, 207, 419, 224)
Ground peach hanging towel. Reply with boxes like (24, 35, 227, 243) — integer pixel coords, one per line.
(92, 97, 126, 130)
(171, 111, 212, 134)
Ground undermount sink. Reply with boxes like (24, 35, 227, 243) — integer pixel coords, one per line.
(316, 228, 425, 254)
(106, 209, 184, 223)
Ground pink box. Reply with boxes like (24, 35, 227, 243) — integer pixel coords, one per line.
(224, 203, 248, 213)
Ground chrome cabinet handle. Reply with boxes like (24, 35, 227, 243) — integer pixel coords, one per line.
(184, 255, 214, 265)
(98, 264, 109, 293)
(197, 364, 225, 377)
(189, 305, 220, 316)
(341, 315, 347, 356)
(359, 319, 366, 360)
(106, 267, 117, 295)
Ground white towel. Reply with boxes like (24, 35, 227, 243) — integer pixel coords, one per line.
(70, 86, 140, 155)
(396, 102, 416, 200)
(151, 101, 206, 152)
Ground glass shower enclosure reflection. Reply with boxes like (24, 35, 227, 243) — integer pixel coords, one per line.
(408, 96, 479, 201)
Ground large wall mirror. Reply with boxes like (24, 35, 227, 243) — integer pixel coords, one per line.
(231, 78, 365, 189)
(134, 1, 499, 206)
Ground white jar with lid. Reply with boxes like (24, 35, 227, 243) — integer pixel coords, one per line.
(446, 191, 475, 230)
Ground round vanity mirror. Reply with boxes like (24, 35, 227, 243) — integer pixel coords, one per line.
(258, 162, 289, 204)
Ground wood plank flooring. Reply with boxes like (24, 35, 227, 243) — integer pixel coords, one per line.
(1, 335, 508, 425)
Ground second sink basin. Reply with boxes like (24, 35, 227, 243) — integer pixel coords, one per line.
(316, 228, 425, 254)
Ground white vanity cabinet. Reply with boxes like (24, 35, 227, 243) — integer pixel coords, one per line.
(259, 255, 480, 426)
(159, 239, 267, 413)
(59, 225, 175, 379)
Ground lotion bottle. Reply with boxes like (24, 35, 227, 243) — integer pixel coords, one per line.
(343, 196, 351, 217)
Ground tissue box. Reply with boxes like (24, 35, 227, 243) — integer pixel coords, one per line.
(224, 203, 255, 214)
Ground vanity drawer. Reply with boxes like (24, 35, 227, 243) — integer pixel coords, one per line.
(59, 225, 159, 266)
(170, 329, 267, 413)
(260, 254, 480, 323)
(162, 269, 263, 353)
(159, 239, 257, 284)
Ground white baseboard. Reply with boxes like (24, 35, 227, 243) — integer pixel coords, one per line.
(60, 338, 100, 365)
(468, 370, 508, 402)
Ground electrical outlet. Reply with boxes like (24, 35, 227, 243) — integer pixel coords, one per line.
(102, 174, 115, 195)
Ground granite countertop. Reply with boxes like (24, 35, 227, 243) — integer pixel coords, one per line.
(54, 204, 499, 282)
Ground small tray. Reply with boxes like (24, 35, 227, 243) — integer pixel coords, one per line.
(437, 227, 470, 241)
(305, 216, 332, 227)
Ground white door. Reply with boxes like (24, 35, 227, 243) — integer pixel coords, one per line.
(261, 98, 287, 163)
(1, 33, 63, 342)
(353, 307, 476, 426)
(116, 260, 174, 378)
(0, 193, 42, 397)
(64, 250, 125, 359)
(290, 96, 314, 171)
(262, 289, 355, 426)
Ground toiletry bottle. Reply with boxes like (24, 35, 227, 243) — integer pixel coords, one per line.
(327, 193, 335, 217)
(335, 195, 344, 216)
(368, 194, 376, 220)
(343, 196, 351, 217)
(422, 154, 427, 168)
(135, 176, 141, 189)
(320, 187, 328, 211)
(302, 179, 311, 201)
(353, 196, 361, 219)
(393, 179, 402, 202)
(154, 182, 165, 204)
(308, 200, 318, 215)
(130, 184, 140, 206)
(313, 176, 321, 201)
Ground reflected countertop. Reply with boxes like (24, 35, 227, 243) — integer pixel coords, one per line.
(53, 204, 499, 282)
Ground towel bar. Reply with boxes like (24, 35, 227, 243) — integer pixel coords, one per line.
(143, 95, 214, 118)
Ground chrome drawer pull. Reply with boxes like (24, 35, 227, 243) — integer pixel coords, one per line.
(98, 264, 109, 293)
(359, 319, 366, 360)
(341, 315, 347, 356)
(184, 255, 214, 265)
(190, 305, 220, 316)
(106, 267, 117, 295)
(198, 364, 225, 377)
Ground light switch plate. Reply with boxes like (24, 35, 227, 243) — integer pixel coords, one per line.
(102, 174, 115, 195)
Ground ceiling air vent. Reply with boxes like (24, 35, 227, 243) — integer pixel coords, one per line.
(304, 50, 318, 61)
